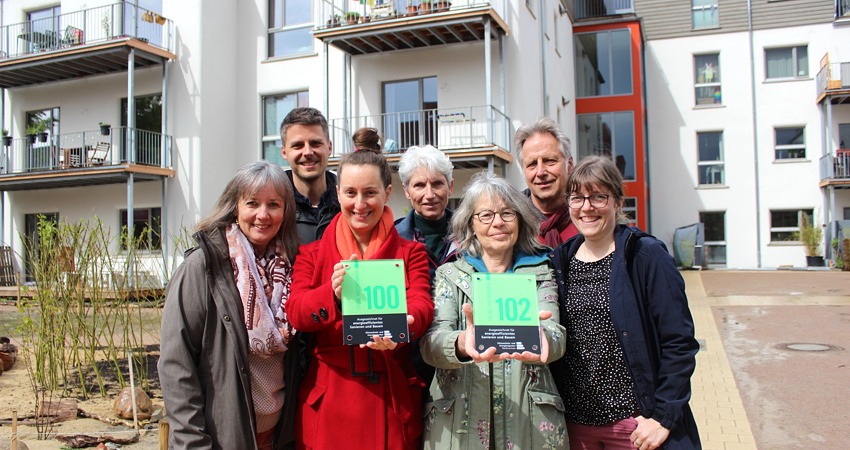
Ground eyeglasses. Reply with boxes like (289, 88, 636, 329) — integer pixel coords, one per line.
(568, 194, 610, 209)
(473, 209, 518, 224)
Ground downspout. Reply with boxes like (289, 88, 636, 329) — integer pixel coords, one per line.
(539, 0, 548, 115)
(747, 0, 763, 268)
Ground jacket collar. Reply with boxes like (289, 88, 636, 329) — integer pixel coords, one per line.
(287, 170, 338, 208)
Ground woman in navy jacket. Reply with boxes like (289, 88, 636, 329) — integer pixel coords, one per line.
(549, 156, 700, 449)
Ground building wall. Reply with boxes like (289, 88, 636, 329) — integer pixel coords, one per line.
(645, 22, 844, 268)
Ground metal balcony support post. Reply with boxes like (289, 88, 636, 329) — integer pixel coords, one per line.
(160, 61, 169, 284)
(324, 42, 329, 126)
(127, 48, 136, 289)
(484, 17, 492, 149)
(499, 33, 506, 150)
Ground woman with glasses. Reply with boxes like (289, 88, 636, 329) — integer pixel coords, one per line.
(421, 171, 568, 449)
(549, 156, 701, 450)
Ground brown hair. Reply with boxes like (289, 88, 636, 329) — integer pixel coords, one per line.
(567, 155, 628, 222)
(279, 107, 330, 142)
(338, 128, 392, 188)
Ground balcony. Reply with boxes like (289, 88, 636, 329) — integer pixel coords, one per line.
(0, 2, 174, 88)
(819, 149, 850, 187)
(566, 0, 635, 20)
(314, 0, 509, 55)
(327, 105, 513, 169)
(0, 127, 174, 191)
(816, 55, 850, 104)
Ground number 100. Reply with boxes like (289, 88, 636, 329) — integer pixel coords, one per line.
(363, 285, 400, 309)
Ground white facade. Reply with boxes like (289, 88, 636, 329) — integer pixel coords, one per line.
(646, 22, 850, 268)
(0, 0, 576, 281)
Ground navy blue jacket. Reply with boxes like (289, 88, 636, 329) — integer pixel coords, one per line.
(549, 225, 701, 449)
(394, 209, 459, 279)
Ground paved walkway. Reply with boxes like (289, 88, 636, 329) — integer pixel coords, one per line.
(683, 271, 757, 450)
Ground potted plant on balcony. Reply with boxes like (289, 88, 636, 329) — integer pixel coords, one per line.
(345, 11, 360, 25)
(797, 212, 824, 267)
(419, 0, 433, 13)
(435, 1, 452, 12)
(99, 122, 111, 136)
(155, 14, 167, 25)
(406, 2, 419, 16)
(327, 14, 342, 27)
(1, 129, 11, 147)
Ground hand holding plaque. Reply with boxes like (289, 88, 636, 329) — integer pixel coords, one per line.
(340, 259, 410, 347)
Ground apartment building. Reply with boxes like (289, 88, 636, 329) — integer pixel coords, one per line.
(634, 0, 850, 268)
(0, 0, 580, 285)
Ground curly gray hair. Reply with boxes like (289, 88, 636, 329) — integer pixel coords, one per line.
(451, 172, 546, 257)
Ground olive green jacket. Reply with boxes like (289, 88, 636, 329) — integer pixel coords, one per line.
(421, 254, 568, 450)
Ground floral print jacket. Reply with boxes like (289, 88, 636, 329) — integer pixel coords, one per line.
(421, 253, 568, 450)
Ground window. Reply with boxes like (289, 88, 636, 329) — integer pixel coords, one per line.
(697, 131, 724, 185)
(120, 208, 162, 250)
(623, 197, 638, 227)
(770, 209, 812, 242)
(694, 53, 721, 105)
(577, 112, 636, 180)
(383, 77, 438, 150)
(268, 0, 313, 58)
(26, 6, 61, 52)
(692, 0, 718, 28)
(120, 94, 163, 165)
(262, 91, 309, 165)
(24, 212, 59, 282)
(700, 211, 726, 266)
(775, 127, 805, 160)
(575, 30, 632, 98)
(840, 123, 850, 149)
(25, 107, 60, 171)
(765, 46, 808, 79)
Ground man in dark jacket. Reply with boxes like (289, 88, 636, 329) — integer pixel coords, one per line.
(280, 107, 340, 243)
(515, 117, 579, 247)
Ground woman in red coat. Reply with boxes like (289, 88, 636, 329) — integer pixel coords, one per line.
(288, 128, 433, 450)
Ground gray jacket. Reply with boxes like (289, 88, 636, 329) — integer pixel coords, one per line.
(158, 228, 301, 450)
(421, 254, 568, 450)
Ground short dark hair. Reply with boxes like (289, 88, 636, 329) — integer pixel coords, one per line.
(280, 107, 330, 143)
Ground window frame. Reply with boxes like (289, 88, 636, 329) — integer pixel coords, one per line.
(261, 91, 310, 165)
(697, 131, 725, 186)
(769, 209, 813, 243)
(765, 45, 809, 80)
(700, 211, 727, 266)
(622, 197, 638, 227)
(267, 0, 314, 59)
(694, 53, 721, 106)
(575, 29, 633, 98)
(774, 126, 806, 160)
(120, 207, 162, 251)
(576, 111, 636, 181)
(692, 0, 719, 29)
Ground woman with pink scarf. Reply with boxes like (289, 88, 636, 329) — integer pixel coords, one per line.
(159, 161, 302, 450)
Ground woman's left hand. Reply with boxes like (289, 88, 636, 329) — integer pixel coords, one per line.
(509, 310, 552, 363)
(361, 315, 415, 351)
(630, 416, 670, 450)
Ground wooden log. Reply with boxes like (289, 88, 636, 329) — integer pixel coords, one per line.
(158, 417, 169, 450)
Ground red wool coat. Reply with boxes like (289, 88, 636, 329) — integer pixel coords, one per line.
(288, 214, 434, 450)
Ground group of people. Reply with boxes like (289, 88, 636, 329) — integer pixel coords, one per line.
(158, 108, 701, 450)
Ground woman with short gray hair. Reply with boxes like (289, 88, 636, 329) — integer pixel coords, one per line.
(421, 172, 568, 449)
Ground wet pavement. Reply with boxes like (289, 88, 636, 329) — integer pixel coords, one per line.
(687, 270, 850, 450)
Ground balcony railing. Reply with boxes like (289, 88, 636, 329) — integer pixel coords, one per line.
(317, 0, 505, 30)
(567, 0, 635, 20)
(819, 150, 850, 181)
(328, 105, 511, 156)
(817, 61, 850, 97)
(1, 127, 172, 175)
(837, 0, 850, 19)
(0, 2, 173, 60)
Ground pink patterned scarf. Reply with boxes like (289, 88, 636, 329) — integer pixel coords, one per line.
(226, 223, 294, 356)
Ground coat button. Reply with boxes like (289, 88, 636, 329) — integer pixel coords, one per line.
(223, 315, 231, 322)
(319, 308, 328, 319)
(312, 312, 320, 323)
(623, 331, 628, 336)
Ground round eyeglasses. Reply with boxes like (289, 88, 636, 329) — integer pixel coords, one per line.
(473, 209, 518, 224)
(568, 194, 610, 209)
